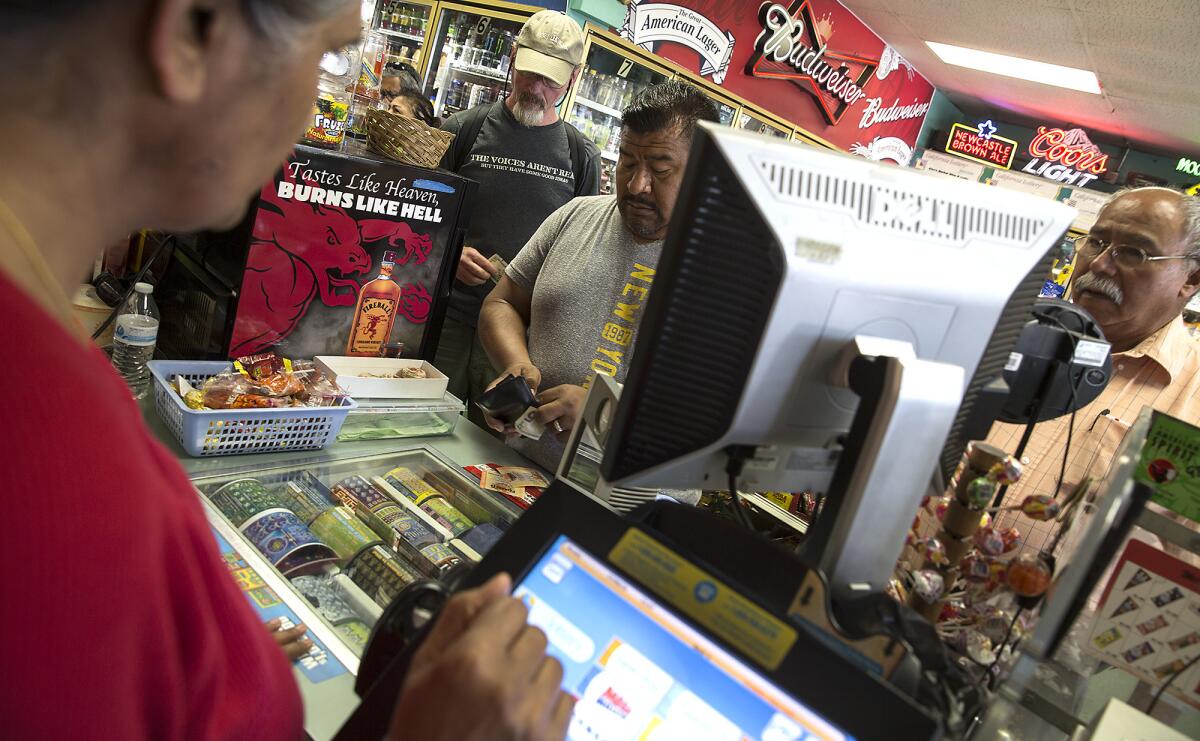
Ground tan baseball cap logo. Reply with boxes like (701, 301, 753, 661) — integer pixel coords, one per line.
(514, 10, 585, 87)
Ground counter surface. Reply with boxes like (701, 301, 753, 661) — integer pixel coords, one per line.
(141, 397, 535, 477)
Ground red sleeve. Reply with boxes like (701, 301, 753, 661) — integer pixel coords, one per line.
(0, 275, 303, 740)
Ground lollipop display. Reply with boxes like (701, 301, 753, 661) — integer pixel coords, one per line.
(986, 494, 1062, 522)
(912, 569, 945, 603)
(917, 537, 949, 567)
(961, 554, 992, 583)
(957, 629, 996, 664)
(1020, 495, 1061, 521)
(987, 458, 1023, 486)
(965, 476, 996, 509)
(1006, 553, 1053, 598)
(935, 499, 950, 520)
(980, 610, 1014, 644)
(973, 527, 1008, 557)
(895, 437, 1068, 688)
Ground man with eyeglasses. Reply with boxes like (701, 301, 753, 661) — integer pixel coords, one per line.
(987, 187, 1200, 558)
(435, 10, 600, 423)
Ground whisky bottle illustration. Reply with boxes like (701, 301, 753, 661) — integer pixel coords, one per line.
(346, 250, 399, 356)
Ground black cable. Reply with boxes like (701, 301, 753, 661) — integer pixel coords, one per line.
(727, 471, 753, 530)
(724, 447, 755, 531)
(1146, 651, 1200, 716)
(1046, 316, 1083, 502)
(984, 607, 1024, 689)
(91, 235, 175, 340)
(1053, 400, 1078, 501)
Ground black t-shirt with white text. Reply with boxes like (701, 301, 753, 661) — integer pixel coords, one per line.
(441, 103, 591, 326)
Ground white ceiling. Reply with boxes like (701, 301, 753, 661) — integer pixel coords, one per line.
(839, 0, 1200, 156)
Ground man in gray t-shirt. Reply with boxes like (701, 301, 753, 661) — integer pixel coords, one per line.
(478, 82, 719, 471)
(433, 11, 599, 418)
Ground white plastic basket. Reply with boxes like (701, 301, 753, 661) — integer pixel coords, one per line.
(148, 360, 357, 457)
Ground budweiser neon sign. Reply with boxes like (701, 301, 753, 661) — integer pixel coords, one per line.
(746, 1, 877, 125)
(1021, 126, 1109, 187)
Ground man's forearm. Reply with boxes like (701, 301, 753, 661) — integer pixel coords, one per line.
(479, 298, 533, 370)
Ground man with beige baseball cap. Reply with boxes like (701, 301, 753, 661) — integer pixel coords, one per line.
(512, 9, 586, 89)
(436, 10, 600, 427)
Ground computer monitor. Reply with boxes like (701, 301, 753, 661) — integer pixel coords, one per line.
(600, 123, 1075, 599)
(516, 534, 853, 741)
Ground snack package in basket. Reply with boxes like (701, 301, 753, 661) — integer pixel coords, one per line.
(292, 360, 349, 407)
(236, 353, 304, 397)
(176, 355, 348, 410)
(199, 372, 290, 409)
(236, 352, 286, 381)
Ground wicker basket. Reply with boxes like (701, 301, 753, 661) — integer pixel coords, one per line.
(366, 108, 454, 169)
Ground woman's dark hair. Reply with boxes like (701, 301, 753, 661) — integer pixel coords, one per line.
(621, 80, 719, 139)
(391, 91, 438, 127)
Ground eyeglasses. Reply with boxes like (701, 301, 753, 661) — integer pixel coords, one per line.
(515, 69, 567, 91)
(1072, 235, 1194, 269)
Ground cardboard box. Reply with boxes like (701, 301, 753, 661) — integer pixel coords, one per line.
(315, 356, 449, 400)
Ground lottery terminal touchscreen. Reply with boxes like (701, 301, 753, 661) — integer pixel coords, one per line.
(514, 535, 855, 741)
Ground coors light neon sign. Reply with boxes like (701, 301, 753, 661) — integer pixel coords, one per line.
(1021, 126, 1109, 187)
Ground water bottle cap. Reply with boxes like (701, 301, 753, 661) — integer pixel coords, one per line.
(134, 282, 154, 294)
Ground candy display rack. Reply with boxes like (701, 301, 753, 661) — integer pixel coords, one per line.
(192, 446, 522, 668)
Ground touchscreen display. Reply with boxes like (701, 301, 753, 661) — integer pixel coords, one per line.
(514, 535, 853, 741)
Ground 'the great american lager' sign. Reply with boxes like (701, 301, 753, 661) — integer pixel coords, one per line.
(620, 1, 736, 83)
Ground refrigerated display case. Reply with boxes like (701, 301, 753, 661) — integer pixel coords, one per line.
(735, 107, 793, 139)
(562, 27, 675, 195)
(371, 0, 437, 72)
(298, 1, 437, 157)
(422, 0, 542, 121)
(791, 126, 836, 149)
(673, 67, 741, 127)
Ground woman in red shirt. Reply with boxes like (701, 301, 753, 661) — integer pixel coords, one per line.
(0, 2, 570, 739)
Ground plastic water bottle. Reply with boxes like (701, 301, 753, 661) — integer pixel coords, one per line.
(111, 282, 160, 398)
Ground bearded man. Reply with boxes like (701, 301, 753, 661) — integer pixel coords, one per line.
(434, 10, 600, 420)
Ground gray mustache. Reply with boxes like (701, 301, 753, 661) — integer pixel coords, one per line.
(1074, 272, 1124, 305)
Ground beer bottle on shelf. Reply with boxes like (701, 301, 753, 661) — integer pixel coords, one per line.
(499, 31, 514, 73)
(346, 250, 401, 357)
